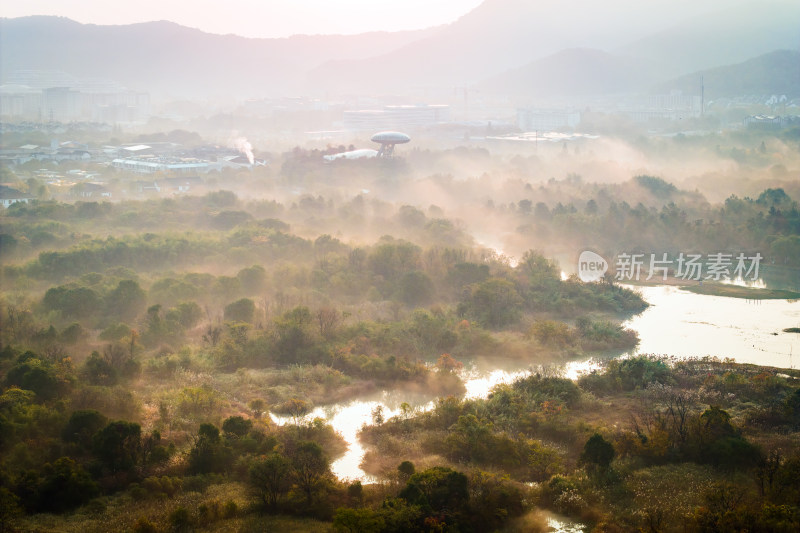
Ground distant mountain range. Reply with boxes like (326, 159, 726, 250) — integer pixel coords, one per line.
(653, 50, 800, 99)
(307, 0, 799, 95)
(616, 3, 800, 77)
(477, 49, 800, 104)
(1, 0, 798, 101)
(477, 49, 659, 102)
(0, 16, 438, 98)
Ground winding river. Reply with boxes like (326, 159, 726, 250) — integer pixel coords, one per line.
(270, 285, 799, 514)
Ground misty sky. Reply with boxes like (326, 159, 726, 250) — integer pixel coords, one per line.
(1, 0, 483, 37)
(1, 0, 765, 39)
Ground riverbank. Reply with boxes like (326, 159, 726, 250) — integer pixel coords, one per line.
(680, 282, 800, 300)
(624, 276, 800, 300)
(357, 355, 800, 531)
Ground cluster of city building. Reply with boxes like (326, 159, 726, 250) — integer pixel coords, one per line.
(2, 69, 798, 208)
(3, 71, 798, 137)
(1, 70, 150, 123)
(0, 140, 267, 204)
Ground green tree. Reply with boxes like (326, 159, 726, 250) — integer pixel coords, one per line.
(400, 466, 469, 515)
(212, 210, 252, 230)
(99, 322, 132, 342)
(757, 187, 791, 206)
(469, 470, 525, 531)
(581, 433, 615, 469)
(290, 441, 330, 504)
(518, 250, 561, 287)
(165, 301, 203, 329)
(42, 286, 100, 319)
(5, 354, 69, 401)
(59, 322, 86, 344)
(82, 351, 117, 386)
(214, 275, 243, 301)
(249, 453, 291, 511)
(224, 298, 256, 324)
(634, 175, 677, 198)
(445, 414, 494, 464)
(204, 190, 238, 207)
(105, 279, 146, 321)
(188, 423, 232, 474)
(694, 406, 762, 469)
(273, 307, 325, 365)
(446, 262, 489, 290)
(368, 241, 421, 282)
(396, 271, 434, 306)
(249, 398, 266, 419)
(281, 398, 310, 423)
(398, 461, 416, 482)
(458, 278, 523, 328)
(168, 506, 193, 532)
(20, 457, 99, 513)
(140, 429, 170, 466)
(770, 235, 800, 265)
(347, 480, 363, 505)
(92, 420, 142, 473)
(333, 508, 385, 533)
(222, 416, 253, 439)
(237, 265, 267, 293)
(62, 409, 107, 448)
(0, 485, 21, 526)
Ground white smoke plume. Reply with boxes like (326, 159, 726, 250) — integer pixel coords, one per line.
(230, 135, 254, 165)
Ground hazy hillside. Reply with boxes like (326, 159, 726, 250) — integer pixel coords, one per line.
(653, 50, 800, 99)
(0, 16, 440, 98)
(478, 48, 659, 103)
(2, 0, 798, 100)
(305, 0, 667, 93)
(617, 1, 800, 77)
(307, 0, 799, 94)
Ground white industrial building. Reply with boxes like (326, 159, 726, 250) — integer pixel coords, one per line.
(112, 157, 209, 174)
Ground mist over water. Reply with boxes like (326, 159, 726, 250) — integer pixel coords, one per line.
(2, 2, 799, 531)
(623, 286, 799, 369)
(270, 282, 799, 482)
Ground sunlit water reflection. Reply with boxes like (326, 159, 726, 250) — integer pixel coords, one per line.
(721, 277, 767, 289)
(623, 285, 799, 369)
(546, 513, 587, 533)
(462, 367, 531, 399)
(271, 389, 436, 481)
(269, 284, 799, 483)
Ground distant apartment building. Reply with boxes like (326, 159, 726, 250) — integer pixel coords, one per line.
(1, 70, 150, 122)
(42, 87, 82, 121)
(0, 85, 43, 117)
(517, 109, 581, 131)
(93, 91, 151, 123)
(343, 104, 450, 131)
